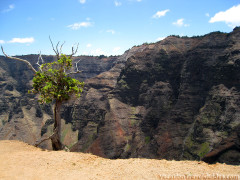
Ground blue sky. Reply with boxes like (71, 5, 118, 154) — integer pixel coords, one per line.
(1, 0, 240, 56)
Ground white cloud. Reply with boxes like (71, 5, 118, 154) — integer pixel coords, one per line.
(107, 29, 116, 34)
(79, 0, 86, 4)
(209, 4, 240, 28)
(86, 43, 92, 48)
(156, 37, 166, 41)
(173, 19, 184, 26)
(113, 47, 121, 53)
(115, 1, 122, 6)
(0, 40, 5, 44)
(205, 13, 210, 17)
(8, 37, 34, 44)
(90, 48, 106, 56)
(2, 4, 15, 13)
(67, 21, 93, 30)
(152, 9, 170, 19)
(172, 18, 189, 27)
(86, 47, 122, 56)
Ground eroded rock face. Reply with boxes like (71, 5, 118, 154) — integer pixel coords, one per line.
(1, 28, 240, 164)
(0, 55, 118, 149)
(71, 28, 240, 164)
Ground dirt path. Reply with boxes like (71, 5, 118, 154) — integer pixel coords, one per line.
(0, 140, 239, 180)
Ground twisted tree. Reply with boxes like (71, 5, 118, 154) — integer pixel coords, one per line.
(1, 38, 84, 150)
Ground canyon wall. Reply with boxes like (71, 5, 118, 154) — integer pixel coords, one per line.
(0, 28, 240, 165)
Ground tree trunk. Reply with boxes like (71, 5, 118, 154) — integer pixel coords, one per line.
(51, 100, 63, 150)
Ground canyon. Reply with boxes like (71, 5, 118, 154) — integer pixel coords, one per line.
(0, 27, 240, 165)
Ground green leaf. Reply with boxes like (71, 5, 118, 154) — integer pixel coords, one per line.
(29, 53, 84, 104)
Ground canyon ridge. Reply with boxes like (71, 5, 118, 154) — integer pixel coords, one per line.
(0, 27, 240, 165)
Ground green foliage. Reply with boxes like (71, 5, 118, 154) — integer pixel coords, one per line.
(184, 135, 210, 159)
(200, 102, 222, 125)
(2, 119, 7, 126)
(118, 79, 130, 90)
(99, 55, 106, 59)
(124, 143, 131, 152)
(29, 54, 84, 104)
(145, 136, 151, 144)
(197, 142, 210, 158)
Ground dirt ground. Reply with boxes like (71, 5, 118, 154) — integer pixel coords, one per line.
(0, 140, 239, 180)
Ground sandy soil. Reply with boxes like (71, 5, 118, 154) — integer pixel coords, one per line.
(0, 140, 239, 180)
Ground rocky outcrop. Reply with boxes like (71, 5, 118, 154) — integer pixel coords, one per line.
(71, 28, 240, 164)
(0, 27, 240, 165)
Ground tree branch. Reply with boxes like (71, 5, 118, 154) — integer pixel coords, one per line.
(1, 46, 37, 73)
(66, 59, 82, 75)
(66, 70, 82, 75)
(55, 41, 60, 56)
(60, 41, 65, 55)
(36, 51, 44, 71)
(35, 132, 70, 151)
(49, 37, 78, 60)
(69, 43, 79, 59)
(49, 36, 60, 60)
(75, 59, 80, 71)
(35, 133, 55, 147)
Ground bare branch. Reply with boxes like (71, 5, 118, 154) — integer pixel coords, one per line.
(35, 133, 55, 147)
(49, 36, 57, 53)
(66, 59, 82, 75)
(56, 41, 60, 57)
(39, 51, 44, 64)
(49, 36, 60, 59)
(36, 51, 44, 71)
(66, 70, 82, 75)
(1, 46, 37, 73)
(69, 43, 79, 59)
(75, 43, 79, 54)
(75, 59, 80, 72)
(59, 41, 65, 55)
